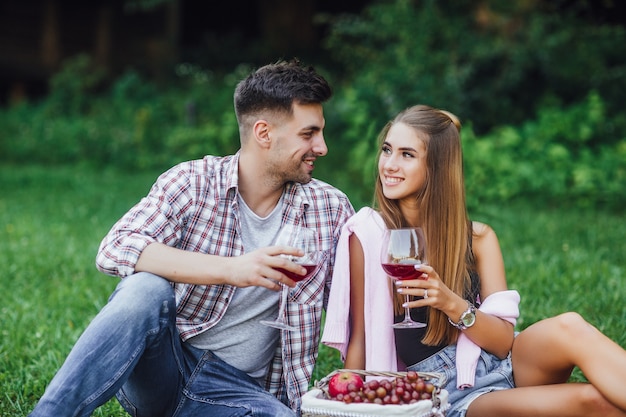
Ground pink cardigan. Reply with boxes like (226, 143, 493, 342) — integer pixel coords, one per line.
(322, 207, 520, 388)
(322, 208, 399, 371)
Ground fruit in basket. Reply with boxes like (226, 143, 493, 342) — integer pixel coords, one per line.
(327, 371, 436, 405)
(327, 371, 364, 397)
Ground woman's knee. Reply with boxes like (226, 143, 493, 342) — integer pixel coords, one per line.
(515, 312, 586, 346)
(548, 312, 591, 337)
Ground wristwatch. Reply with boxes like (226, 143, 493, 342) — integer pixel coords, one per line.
(448, 301, 477, 330)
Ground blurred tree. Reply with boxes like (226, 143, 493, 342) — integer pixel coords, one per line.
(0, 0, 366, 104)
(323, 0, 626, 138)
(258, 0, 316, 54)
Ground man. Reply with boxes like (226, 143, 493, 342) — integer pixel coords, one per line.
(29, 60, 354, 416)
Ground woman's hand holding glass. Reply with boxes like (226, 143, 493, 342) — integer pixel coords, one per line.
(395, 263, 461, 316)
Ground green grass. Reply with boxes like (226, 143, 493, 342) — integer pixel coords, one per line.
(1, 165, 625, 416)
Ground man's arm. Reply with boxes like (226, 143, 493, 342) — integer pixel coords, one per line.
(135, 242, 302, 290)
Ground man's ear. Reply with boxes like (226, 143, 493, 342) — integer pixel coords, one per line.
(252, 120, 271, 148)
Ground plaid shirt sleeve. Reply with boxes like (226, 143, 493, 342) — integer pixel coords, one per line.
(95, 161, 202, 277)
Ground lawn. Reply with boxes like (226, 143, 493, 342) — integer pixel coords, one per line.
(1, 164, 624, 416)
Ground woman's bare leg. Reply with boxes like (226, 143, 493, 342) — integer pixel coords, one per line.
(467, 383, 626, 417)
(510, 312, 626, 411)
(468, 312, 626, 417)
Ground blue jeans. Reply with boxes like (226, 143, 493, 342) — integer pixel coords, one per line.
(29, 272, 295, 417)
(407, 344, 515, 417)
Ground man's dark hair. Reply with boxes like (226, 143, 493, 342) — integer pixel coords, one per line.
(234, 59, 332, 126)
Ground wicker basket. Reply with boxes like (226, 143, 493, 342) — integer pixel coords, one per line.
(301, 369, 449, 417)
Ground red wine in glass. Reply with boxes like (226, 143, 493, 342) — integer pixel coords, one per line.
(381, 227, 428, 329)
(382, 262, 427, 280)
(260, 225, 320, 331)
(274, 264, 317, 282)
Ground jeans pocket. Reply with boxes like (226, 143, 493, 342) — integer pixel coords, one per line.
(184, 351, 264, 404)
(180, 352, 295, 417)
(115, 390, 138, 417)
(476, 350, 515, 388)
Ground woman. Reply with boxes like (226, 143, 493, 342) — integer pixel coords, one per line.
(322, 105, 626, 417)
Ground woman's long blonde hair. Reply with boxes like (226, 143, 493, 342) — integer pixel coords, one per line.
(374, 105, 470, 346)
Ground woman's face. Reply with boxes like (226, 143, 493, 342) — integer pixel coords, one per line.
(378, 122, 428, 202)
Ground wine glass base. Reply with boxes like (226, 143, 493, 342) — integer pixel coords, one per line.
(260, 319, 297, 331)
(392, 320, 427, 329)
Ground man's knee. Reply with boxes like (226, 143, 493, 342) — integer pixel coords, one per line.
(109, 272, 175, 316)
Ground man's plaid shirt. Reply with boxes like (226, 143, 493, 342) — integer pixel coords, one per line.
(96, 152, 354, 409)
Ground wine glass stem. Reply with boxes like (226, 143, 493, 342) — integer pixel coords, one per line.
(403, 294, 412, 322)
(276, 284, 289, 322)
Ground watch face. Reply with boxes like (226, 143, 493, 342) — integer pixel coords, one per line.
(461, 312, 476, 327)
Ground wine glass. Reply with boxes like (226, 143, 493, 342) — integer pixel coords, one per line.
(380, 227, 428, 329)
(260, 225, 321, 331)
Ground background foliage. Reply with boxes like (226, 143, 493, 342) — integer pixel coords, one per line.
(1, 0, 624, 210)
(319, 0, 626, 208)
(323, 0, 626, 136)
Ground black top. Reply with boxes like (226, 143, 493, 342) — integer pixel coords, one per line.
(394, 308, 446, 365)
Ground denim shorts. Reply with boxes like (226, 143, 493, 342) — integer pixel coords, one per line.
(406, 345, 514, 417)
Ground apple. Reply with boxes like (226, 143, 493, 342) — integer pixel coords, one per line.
(328, 371, 364, 398)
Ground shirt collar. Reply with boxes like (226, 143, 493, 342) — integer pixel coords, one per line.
(225, 151, 240, 195)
